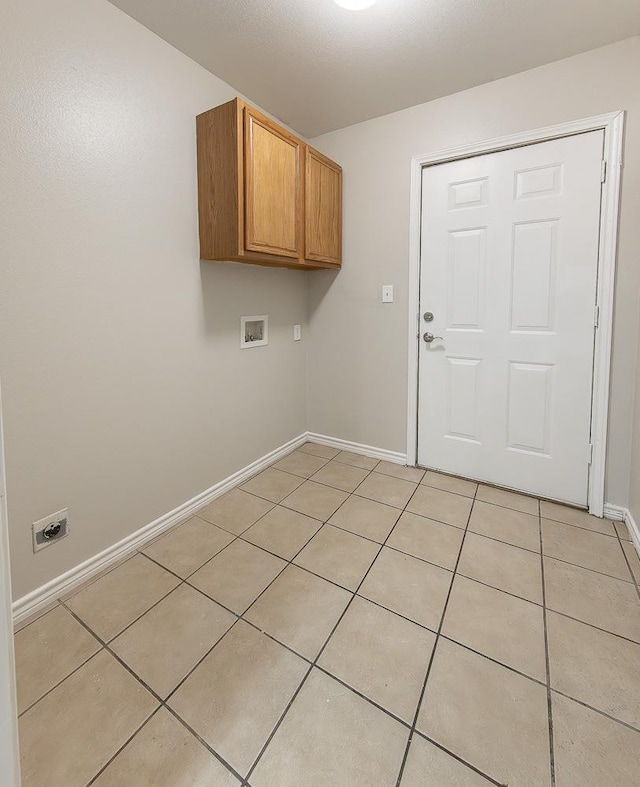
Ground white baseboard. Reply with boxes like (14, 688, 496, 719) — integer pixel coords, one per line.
(624, 507, 640, 555)
(12, 432, 409, 624)
(603, 503, 626, 522)
(306, 432, 407, 465)
(13, 430, 636, 625)
(604, 503, 640, 555)
(12, 432, 308, 625)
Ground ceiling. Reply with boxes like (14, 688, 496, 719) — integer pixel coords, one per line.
(107, 0, 640, 137)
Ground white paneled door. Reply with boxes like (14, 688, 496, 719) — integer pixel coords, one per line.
(417, 131, 604, 506)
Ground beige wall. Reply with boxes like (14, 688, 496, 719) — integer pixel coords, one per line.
(308, 37, 640, 509)
(0, 0, 308, 599)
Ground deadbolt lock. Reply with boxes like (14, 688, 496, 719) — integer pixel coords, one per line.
(423, 312, 434, 322)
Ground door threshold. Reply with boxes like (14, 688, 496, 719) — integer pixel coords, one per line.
(414, 464, 589, 512)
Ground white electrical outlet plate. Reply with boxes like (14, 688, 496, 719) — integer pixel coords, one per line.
(294, 324, 301, 341)
(382, 285, 394, 303)
(32, 508, 69, 553)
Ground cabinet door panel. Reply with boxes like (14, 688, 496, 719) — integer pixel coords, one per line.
(244, 109, 301, 258)
(305, 149, 342, 265)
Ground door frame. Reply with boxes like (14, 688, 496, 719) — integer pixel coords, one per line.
(0, 382, 21, 787)
(406, 111, 625, 516)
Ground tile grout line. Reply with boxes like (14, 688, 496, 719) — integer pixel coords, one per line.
(162, 543, 550, 751)
(516, 549, 635, 585)
(411, 728, 504, 787)
(135, 512, 328, 712)
(403, 556, 640, 647)
(279, 450, 376, 471)
(63, 549, 201, 647)
(56, 552, 141, 606)
(394, 483, 481, 787)
(326, 513, 425, 545)
(536, 514, 620, 539)
(420, 483, 477, 500)
(346, 588, 550, 688)
(240, 522, 391, 783)
(21, 454, 637, 785)
(100, 556, 188, 642)
(333, 531, 640, 649)
(59, 601, 247, 786)
(292, 516, 393, 547)
(181, 547, 640, 752)
(144, 486, 325, 632)
(83, 705, 164, 787)
(269, 455, 378, 493)
(241, 472, 465, 786)
(20, 559, 213, 721)
(17, 644, 103, 719)
(31, 596, 550, 787)
(474, 488, 622, 540)
(164, 703, 246, 784)
(184, 537, 551, 696)
(614, 527, 640, 601)
(295, 446, 342, 461)
(549, 687, 640, 735)
(219, 467, 398, 626)
(241, 479, 633, 588)
(311, 663, 412, 728)
(153, 480, 384, 783)
(253, 590, 552, 689)
(162, 507, 334, 705)
(238, 666, 311, 787)
(536, 607, 640, 647)
(13, 601, 62, 635)
(449, 525, 635, 583)
(321, 454, 382, 471)
(538, 499, 557, 786)
(62, 496, 564, 704)
(382, 511, 634, 585)
(142, 498, 459, 715)
(23, 472, 639, 741)
(58, 459, 624, 619)
(156, 505, 638, 597)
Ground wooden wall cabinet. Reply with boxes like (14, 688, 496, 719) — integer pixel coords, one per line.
(196, 98, 342, 270)
(305, 148, 342, 265)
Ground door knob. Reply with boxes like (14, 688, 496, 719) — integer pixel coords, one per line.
(423, 332, 443, 343)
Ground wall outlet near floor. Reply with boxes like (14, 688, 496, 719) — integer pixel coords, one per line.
(294, 324, 301, 341)
(32, 508, 69, 553)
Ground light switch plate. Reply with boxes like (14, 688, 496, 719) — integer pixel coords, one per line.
(382, 285, 394, 303)
(294, 324, 301, 341)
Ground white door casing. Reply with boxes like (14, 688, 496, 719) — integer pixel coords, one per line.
(0, 384, 21, 787)
(417, 131, 604, 506)
(407, 113, 624, 516)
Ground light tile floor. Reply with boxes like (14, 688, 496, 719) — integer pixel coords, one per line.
(13, 444, 640, 786)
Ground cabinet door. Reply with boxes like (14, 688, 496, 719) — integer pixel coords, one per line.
(244, 108, 302, 258)
(305, 148, 342, 265)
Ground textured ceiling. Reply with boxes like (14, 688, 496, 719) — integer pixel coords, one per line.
(107, 0, 640, 137)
